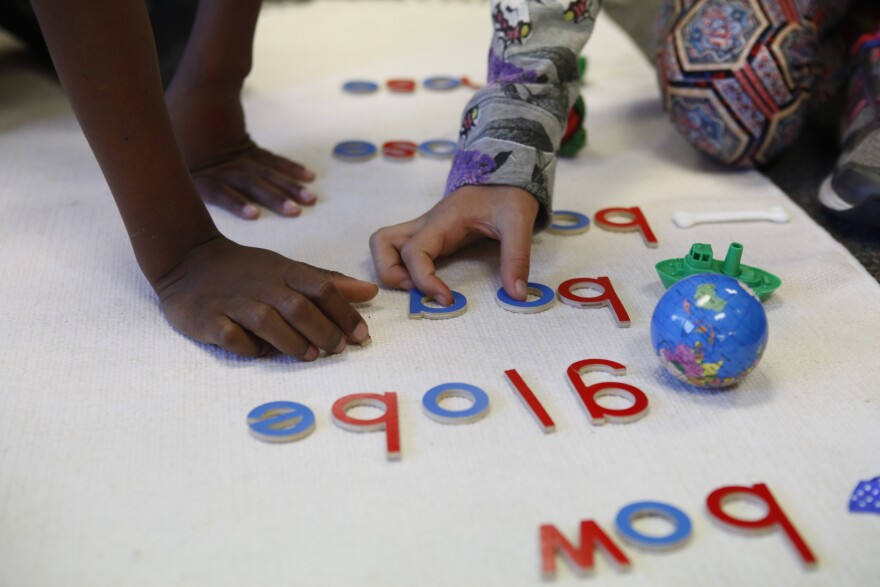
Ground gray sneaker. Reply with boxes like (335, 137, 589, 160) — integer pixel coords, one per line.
(819, 34, 880, 228)
(819, 129, 880, 227)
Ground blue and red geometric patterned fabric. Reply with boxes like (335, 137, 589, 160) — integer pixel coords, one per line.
(654, 0, 848, 166)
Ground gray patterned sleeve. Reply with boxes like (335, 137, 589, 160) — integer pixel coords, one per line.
(444, 0, 603, 230)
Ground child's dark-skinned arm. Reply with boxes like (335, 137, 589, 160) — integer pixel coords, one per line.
(29, 0, 376, 359)
(165, 0, 317, 219)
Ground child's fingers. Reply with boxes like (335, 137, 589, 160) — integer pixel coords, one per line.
(380, 263, 414, 291)
(252, 146, 316, 182)
(260, 165, 317, 205)
(193, 175, 260, 219)
(369, 228, 415, 289)
(226, 174, 302, 217)
(400, 228, 453, 306)
(191, 146, 317, 216)
(155, 237, 375, 360)
(371, 243, 412, 289)
(201, 315, 269, 357)
(227, 302, 320, 359)
(325, 272, 381, 303)
(272, 295, 347, 356)
(283, 265, 371, 346)
(498, 214, 534, 301)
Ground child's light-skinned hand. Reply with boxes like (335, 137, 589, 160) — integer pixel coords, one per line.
(154, 236, 378, 359)
(369, 185, 539, 306)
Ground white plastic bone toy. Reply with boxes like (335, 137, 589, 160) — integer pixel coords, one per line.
(672, 206, 790, 229)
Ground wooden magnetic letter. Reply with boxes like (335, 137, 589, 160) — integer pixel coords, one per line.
(548, 210, 591, 235)
(333, 140, 377, 162)
(386, 78, 417, 93)
(332, 393, 401, 461)
(419, 139, 458, 159)
(495, 282, 555, 314)
(540, 521, 631, 579)
(422, 383, 490, 425)
(557, 277, 631, 327)
(423, 76, 461, 91)
(504, 369, 555, 433)
(615, 501, 692, 550)
(409, 288, 468, 319)
(595, 206, 658, 248)
(342, 80, 379, 94)
(706, 483, 817, 567)
(566, 359, 649, 424)
(460, 76, 483, 90)
(382, 140, 418, 161)
(246, 401, 316, 443)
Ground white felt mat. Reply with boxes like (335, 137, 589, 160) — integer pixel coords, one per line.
(1, 2, 879, 585)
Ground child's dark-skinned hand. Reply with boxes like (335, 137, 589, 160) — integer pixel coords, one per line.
(166, 73, 316, 220)
(163, 0, 315, 221)
(154, 236, 378, 359)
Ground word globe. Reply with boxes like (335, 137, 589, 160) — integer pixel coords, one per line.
(651, 274, 768, 388)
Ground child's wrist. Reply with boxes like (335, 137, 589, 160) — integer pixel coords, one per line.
(128, 208, 222, 287)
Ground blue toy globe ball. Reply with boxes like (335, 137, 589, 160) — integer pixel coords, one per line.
(651, 274, 768, 388)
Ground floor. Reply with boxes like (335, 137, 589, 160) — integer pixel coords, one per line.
(603, 0, 880, 280)
(1, 4, 878, 584)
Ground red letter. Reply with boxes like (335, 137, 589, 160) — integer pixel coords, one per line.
(332, 393, 401, 461)
(386, 78, 416, 93)
(540, 521, 631, 578)
(706, 483, 817, 567)
(566, 359, 649, 424)
(557, 277, 631, 327)
(460, 75, 483, 90)
(504, 369, 555, 433)
(382, 140, 418, 161)
(595, 206, 658, 248)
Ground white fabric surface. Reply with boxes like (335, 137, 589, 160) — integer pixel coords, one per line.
(1, 2, 879, 585)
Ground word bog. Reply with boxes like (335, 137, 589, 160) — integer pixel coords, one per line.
(541, 483, 817, 577)
(409, 277, 630, 327)
(333, 139, 458, 161)
(246, 358, 651, 459)
(342, 76, 482, 94)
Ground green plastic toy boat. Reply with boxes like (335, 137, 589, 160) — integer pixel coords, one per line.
(655, 242, 782, 301)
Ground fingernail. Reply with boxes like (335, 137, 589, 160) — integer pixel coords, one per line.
(303, 345, 318, 361)
(332, 337, 347, 354)
(435, 295, 450, 307)
(242, 204, 260, 219)
(300, 189, 317, 203)
(302, 168, 316, 181)
(282, 200, 301, 216)
(352, 321, 370, 344)
(515, 279, 528, 301)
